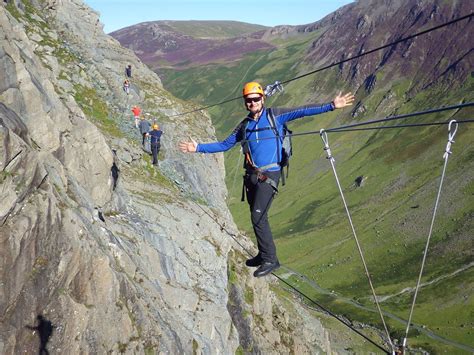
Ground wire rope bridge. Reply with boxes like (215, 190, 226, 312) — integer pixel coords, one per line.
(173, 11, 474, 355)
(225, 102, 472, 354)
(193, 103, 473, 353)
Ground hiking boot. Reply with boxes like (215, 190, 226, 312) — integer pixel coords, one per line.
(253, 261, 280, 277)
(245, 254, 262, 267)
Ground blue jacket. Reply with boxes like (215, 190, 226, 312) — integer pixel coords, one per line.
(197, 103, 334, 171)
(149, 130, 162, 144)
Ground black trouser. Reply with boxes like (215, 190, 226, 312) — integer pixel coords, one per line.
(151, 142, 160, 164)
(244, 170, 280, 263)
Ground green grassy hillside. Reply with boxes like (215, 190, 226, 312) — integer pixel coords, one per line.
(158, 20, 268, 38)
(160, 27, 474, 353)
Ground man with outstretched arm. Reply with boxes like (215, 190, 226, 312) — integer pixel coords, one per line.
(179, 82, 354, 277)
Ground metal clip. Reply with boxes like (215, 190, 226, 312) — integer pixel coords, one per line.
(320, 129, 335, 162)
(264, 81, 284, 97)
(443, 120, 458, 159)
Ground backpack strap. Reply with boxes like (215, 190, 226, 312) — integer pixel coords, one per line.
(266, 108, 288, 185)
(240, 118, 251, 202)
(240, 117, 260, 170)
(266, 109, 279, 140)
(267, 108, 283, 161)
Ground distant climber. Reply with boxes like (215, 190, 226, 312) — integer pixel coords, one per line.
(111, 163, 119, 189)
(139, 115, 151, 146)
(131, 105, 141, 128)
(125, 64, 132, 78)
(26, 315, 54, 355)
(179, 82, 354, 277)
(146, 124, 163, 165)
(123, 79, 130, 95)
(111, 149, 120, 190)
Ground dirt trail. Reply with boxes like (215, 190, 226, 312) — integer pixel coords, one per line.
(377, 261, 474, 302)
(278, 265, 474, 352)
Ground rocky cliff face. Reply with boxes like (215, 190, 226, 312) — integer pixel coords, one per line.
(0, 1, 344, 354)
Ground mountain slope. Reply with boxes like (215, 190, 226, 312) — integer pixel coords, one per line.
(110, 20, 272, 69)
(114, 0, 474, 353)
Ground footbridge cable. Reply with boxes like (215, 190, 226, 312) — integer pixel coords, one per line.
(240, 101, 473, 144)
(271, 272, 391, 354)
(402, 120, 459, 352)
(187, 198, 390, 353)
(325, 118, 474, 133)
(325, 102, 474, 133)
(168, 13, 473, 118)
(320, 129, 395, 353)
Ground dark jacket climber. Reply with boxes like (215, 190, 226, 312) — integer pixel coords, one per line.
(139, 116, 151, 145)
(179, 82, 354, 278)
(147, 124, 163, 165)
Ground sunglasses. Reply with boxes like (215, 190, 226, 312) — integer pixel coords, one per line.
(245, 96, 262, 104)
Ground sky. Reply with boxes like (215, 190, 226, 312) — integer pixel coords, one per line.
(84, 0, 354, 34)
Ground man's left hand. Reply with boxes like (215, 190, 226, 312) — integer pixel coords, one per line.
(333, 92, 355, 108)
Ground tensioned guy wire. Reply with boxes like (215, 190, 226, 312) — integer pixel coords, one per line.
(320, 129, 395, 353)
(402, 120, 459, 352)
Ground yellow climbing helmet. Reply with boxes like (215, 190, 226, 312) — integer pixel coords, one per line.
(242, 82, 264, 97)
(153, 124, 159, 130)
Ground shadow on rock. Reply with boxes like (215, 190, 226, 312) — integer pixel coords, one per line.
(26, 314, 54, 355)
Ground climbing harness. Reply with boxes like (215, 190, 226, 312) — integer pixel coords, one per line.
(401, 120, 459, 352)
(240, 168, 279, 202)
(320, 129, 396, 354)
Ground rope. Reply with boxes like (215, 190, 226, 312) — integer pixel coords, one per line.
(326, 102, 473, 132)
(320, 129, 395, 353)
(326, 119, 474, 133)
(167, 13, 473, 118)
(169, 96, 240, 117)
(189, 198, 255, 257)
(281, 12, 473, 85)
(402, 120, 459, 352)
(271, 272, 391, 354)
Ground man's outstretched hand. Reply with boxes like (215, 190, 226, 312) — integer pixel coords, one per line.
(179, 138, 197, 153)
(333, 92, 355, 109)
